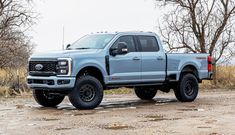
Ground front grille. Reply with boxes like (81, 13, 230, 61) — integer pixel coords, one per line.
(29, 61, 57, 76)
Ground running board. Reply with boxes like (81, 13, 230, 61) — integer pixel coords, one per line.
(107, 82, 164, 88)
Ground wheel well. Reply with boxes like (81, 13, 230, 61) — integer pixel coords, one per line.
(76, 66, 104, 87)
(180, 65, 199, 81)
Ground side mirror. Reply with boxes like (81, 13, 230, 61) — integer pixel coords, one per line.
(110, 42, 128, 56)
(66, 44, 71, 50)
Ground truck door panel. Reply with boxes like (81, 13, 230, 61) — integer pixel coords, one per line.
(109, 36, 141, 83)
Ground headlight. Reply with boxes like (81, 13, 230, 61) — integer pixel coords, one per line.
(58, 61, 68, 66)
(57, 58, 72, 76)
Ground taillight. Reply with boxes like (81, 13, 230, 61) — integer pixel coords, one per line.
(208, 56, 212, 72)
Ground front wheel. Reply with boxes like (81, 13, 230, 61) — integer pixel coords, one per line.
(134, 87, 157, 100)
(174, 73, 199, 102)
(33, 90, 65, 107)
(68, 76, 103, 109)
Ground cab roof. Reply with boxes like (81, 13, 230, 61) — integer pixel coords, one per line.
(91, 31, 158, 36)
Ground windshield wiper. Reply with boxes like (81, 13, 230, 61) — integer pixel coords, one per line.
(75, 47, 91, 49)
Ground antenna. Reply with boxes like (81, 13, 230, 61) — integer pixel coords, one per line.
(62, 26, 65, 50)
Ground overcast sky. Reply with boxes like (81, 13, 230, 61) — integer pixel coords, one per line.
(32, 0, 161, 53)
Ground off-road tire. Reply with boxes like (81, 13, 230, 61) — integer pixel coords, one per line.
(134, 87, 157, 100)
(68, 76, 103, 109)
(174, 73, 198, 102)
(33, 90, 65, 107)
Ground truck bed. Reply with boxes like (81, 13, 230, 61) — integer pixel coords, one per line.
(166, 53, 210, 81)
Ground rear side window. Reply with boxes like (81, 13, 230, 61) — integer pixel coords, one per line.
(138, 36, 159, 52)
(111, 36, 136, 52)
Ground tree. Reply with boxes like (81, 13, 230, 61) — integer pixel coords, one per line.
(0, 0, 35, 68)
(156, 0, 235, 63)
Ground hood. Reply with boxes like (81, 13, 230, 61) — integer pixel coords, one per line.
(31, 49, 102, 59)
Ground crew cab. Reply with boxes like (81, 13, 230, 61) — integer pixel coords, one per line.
(27, 32, 213, 109)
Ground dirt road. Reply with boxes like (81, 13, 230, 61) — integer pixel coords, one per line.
(0, 90, 234, 135)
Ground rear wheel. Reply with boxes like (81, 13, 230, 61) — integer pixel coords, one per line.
(33, 90, 65, 107)
(134, 87, 157, 100)
(174, 73, 198, 102)
(68, 76, 103, 109)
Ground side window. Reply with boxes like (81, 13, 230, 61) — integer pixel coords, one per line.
(111, 36, 136, 52)
(138, 36, 159, 52)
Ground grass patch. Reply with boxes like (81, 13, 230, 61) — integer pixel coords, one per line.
(0, 86, 11, 97)
(104, 88, 133, 94)
(0, 86, 31, 97)
(201, 66, 235, 89)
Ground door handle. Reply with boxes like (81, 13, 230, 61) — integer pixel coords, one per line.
(133, 57, 140, 60)
(157, 56, 164, 60)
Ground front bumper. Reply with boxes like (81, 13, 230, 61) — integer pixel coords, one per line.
(27, 76, 76, 90)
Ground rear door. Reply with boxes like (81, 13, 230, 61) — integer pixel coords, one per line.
(137, 36, 166, 82)
(108, 35, 141, 84)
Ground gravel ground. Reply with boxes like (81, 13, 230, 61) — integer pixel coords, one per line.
(0, 90, 234, 135)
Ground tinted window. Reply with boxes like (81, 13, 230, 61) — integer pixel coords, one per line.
(112, 36, 136, 52)
(138, 36, 159, 52)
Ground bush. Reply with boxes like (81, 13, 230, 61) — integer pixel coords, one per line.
(0, 68, 31, 97)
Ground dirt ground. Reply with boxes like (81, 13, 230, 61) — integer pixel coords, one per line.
(0, 90, 234, 135)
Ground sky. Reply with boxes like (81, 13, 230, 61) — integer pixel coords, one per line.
(32, 0, 161, 53)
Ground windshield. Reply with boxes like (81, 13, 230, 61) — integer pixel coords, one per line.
(69, 34, 115, 49)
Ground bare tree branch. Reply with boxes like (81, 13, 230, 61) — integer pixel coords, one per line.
(0, 0, 36, 68)
(156, 0, 235, 63)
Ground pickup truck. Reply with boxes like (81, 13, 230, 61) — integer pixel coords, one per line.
(27, 32, 213, 109)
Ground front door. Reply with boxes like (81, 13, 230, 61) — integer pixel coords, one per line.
(108, 35, 141, 84)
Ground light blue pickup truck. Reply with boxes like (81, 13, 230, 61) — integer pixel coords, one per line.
(27, 32, 213, 109)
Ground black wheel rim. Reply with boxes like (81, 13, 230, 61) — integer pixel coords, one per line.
(79, 84, 96, 102)
(184, 80, 195, 96)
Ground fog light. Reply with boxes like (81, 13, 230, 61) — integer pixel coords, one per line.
(57, 80, 70, 85)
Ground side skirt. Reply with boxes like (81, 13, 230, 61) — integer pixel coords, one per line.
(106, 82, 164, 88)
